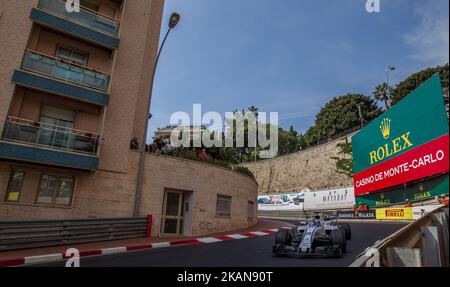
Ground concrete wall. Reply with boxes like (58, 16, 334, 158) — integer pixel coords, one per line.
(243, 135, 354, 195)
(0, 152, 258, 237)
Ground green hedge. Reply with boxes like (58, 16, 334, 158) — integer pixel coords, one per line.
(170, 150, 254, 179)
(233, 166, 255, 180)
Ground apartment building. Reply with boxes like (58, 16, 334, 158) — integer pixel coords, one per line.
(0, 0, 257, 237)
(0, 0, 164, 214)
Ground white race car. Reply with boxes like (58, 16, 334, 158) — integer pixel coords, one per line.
(273, 214, 351, 258)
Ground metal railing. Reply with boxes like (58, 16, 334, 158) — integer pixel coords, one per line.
(38, 0, 120, 37)
(350, 206, 449, 267)
(21, 50, 110, 92)
(0, 217, 149, 251)
(1, 116, 99, 155)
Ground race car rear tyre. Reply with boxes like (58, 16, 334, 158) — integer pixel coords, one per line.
(339, 223, 352, 240)
(275, 229, 292, 245)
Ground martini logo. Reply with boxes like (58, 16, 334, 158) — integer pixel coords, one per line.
(380, 118, 391, 139)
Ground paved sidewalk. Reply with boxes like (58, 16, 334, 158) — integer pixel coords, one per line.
(0, 219, 292, 263)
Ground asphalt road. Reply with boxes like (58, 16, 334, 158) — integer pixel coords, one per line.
(31, 221, 405, 267)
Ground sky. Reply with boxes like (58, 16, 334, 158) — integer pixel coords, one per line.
(147, 0, 449, 140)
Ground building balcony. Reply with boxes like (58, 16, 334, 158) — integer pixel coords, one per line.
(12, 50, 109, 106)
(31, 0, 120, 49)
(0, 117, 99, 171)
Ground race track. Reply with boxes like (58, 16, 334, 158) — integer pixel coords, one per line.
(30, 221, 406, 267)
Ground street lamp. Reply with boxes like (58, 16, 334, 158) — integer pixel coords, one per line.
(385, 65, 396, 109)
(133, 12, 180, 217)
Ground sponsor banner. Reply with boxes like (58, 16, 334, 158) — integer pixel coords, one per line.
(337, 210, 376, 220)
(352, 74, 449, 174)
(376, 207, 413, 220)
(303, 187, 355, 211)
(356, 173, 449, 208)
(258, 193, 304, 211)
(412, 205, 443, 220)
(354, 134, 449, 196)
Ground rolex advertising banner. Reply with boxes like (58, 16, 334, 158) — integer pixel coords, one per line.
(352, 74, 449, 199)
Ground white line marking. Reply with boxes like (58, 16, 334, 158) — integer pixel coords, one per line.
(250, 231, 269, 236)
(101, 247, 127, 255)
(197, 237, 223, 243)
(226, 234, 248, 239)
(151, 242, 171, 248)
(25, 253, 62, 264)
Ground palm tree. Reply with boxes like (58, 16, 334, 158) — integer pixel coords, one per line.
(373, 83, 393, 110)
(247, 106, 258, 117)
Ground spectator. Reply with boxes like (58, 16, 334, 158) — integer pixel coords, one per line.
(357, 202, 364, 211)
(363, 204, 368, 211)
(352, 205, 357, 211)
(209, 145, 218, 162)
(198, 148, 208, 160)
(155, 137, 164, 151)
(439, 194, 449, 205)
(405, 199, 412, 207)
(130, 137, 139, 150)
(165, 141, 174, 155)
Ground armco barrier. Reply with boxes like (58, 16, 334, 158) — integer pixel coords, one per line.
(0, 217, 150, 251)
(350, 205, 449, 267)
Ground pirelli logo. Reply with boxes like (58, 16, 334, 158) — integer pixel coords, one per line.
(385, 209, 405, 217)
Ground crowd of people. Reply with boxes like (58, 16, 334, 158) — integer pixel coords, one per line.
(130, 136, 220, 162)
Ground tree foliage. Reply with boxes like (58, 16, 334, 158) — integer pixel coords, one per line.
(391, 63, 449, 106)
(330, 138, 353, 178)
(303, 94, 382, 147)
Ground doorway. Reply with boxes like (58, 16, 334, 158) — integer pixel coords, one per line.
(161, 189, 193, 236)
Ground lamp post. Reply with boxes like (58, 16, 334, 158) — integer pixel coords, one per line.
(133, 12, 180, 217)
(385, 65, 396, 109)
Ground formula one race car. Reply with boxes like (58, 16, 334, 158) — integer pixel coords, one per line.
(273, 213, 351, 258)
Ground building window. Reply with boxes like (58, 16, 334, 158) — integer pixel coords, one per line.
(248, 201, 254, 221)
(5, 170, 25, 202)
(216, 194, 232, 217)
(36, 174, 75, 206)
(56, 46, 88, 66)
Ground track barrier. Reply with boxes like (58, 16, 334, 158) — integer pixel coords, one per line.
(350, 205, 449, 267)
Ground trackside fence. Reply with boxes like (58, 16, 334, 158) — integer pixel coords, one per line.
(258, 210, 376, 220)
(350, 206, 449, 267)
(0, 217, 151, 251)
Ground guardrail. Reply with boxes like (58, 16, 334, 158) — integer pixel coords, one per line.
(0, 217, 150, 251)
(350, 206, 449, 267)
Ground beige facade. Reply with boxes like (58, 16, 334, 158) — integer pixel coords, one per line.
(0, 0, 258, 237)
(0, 152, 258, 237)
(243, 135, 355, 195)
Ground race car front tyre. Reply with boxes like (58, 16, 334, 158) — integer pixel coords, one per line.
(331, 229, 346, 254)
(275, 228, 292, 245)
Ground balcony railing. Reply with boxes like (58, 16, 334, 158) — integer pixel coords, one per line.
(21, 50, 110, 92)
(1, 117, 99, 155)
(38, 0, 120, 37)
